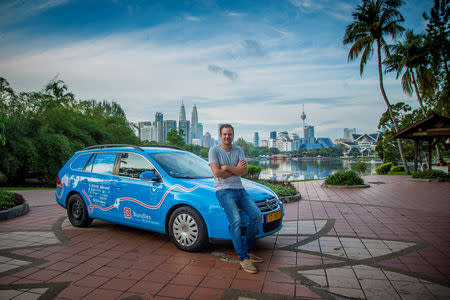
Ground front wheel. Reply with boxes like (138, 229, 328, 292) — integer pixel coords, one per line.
(67, 194, 93, 227)
(168, 206, 208, 252)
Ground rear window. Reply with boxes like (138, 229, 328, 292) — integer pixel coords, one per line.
(70, 153, 93, 171)
(91, 152, 117, 175)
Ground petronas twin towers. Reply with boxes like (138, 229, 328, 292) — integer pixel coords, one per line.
(178, 101, 201, 144)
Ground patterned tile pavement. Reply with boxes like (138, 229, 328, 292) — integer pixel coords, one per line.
(0, 175, 449, 299)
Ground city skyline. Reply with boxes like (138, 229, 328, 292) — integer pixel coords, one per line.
(0, 0, 432, 141)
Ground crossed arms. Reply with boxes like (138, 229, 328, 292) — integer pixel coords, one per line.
(210, 160, 248, 179)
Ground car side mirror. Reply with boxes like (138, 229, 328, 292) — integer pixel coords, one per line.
(139, 171, 159, 181)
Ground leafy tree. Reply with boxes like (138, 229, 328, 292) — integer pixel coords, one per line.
(384, 30, 437, 113)
(376, 102, 417, 163)
(344, 0, 410, 174)
(422, 0, 450, 116)
(167, 129, 186, 147)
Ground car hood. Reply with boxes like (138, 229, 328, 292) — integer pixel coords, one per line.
(176, 178, 277, 201)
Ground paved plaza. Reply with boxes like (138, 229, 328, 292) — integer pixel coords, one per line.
(0, 175, 449, 299)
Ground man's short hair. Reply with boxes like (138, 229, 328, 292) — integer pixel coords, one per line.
(220, 124, 234, 135)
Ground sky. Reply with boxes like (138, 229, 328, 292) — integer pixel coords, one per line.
(0, 0, 434, 142)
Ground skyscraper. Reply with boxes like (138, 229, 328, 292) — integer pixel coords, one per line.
(304, 126, 315, 143)
(197, 123, 203, 145)
(253, 132, 259, 148)
(154, 112, 164, 142)
(178, 101, 190, 143)
(269, 131, 277, 139)
(155, 112, 163, 123)
(163, 120, 177, 142)
(191, 104, 198, 141)
(203, 132, 211, 148)
(344, 128, 356, 139)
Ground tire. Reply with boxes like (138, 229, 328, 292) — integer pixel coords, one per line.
(168, 206, 208, 252)
(67, 193, 93, 227)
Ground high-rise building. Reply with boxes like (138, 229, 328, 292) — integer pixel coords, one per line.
(179, 120, 190, 144)
(138, 121, 152, 138)
(269, 131, 277, 139)
(253, 132, 259, 148)
(141, 125, 158, 142)
(163, 120, 177, 142)
(344, 128, 356, 139)
(179, 101, 186, 122)
(155, 121, 163, 142)
(203, 132, 211, 148)
(155, 112, 163, 123)
(304, 125, 315, 143)
(190, 104, 198, 141)
(197, 123, 203, 145)
(178, 101, 190, 143)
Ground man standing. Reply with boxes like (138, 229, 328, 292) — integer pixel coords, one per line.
(209, 124, 263, 274)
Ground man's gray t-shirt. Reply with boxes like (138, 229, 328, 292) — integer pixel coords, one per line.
(208, 145, 246, 190)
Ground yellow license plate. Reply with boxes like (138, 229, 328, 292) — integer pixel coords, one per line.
(266, 210, 282, 223)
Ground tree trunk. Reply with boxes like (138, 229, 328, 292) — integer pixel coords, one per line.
(377, 40, 410, 174)
(411, 69, 426, 114)
(411, 69, 441, 163)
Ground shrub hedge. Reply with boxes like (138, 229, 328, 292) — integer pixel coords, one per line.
(0, 190, 25, 211)
(412, 169, 450, 179)
(325, 170, 364, 185)
(245, 165, 262, 180)
(390, 165, 405, 173)
(254, 180, 298, 197)
(375, 162, 393, 175)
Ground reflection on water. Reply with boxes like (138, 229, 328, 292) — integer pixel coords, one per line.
(247, 159, 383, 181)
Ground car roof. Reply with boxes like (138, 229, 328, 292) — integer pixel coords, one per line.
(80, 144, 186, 155)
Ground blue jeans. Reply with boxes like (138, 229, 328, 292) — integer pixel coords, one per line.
(216, 188, 262, 261)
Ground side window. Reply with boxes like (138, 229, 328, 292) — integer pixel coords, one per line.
(71, 153, 93, 171)
(118, 153, 155, 178)
(91, 152, 117, 175)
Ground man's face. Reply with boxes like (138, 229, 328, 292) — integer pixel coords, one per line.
(221, 127, 234, 145)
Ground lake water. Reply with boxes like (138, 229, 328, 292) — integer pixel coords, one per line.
(246, 158, 383, 181)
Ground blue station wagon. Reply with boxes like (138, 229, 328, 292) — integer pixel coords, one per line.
(56, 145, 284, 251)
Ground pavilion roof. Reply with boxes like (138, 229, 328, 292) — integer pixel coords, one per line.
(393, 114, 450, 140)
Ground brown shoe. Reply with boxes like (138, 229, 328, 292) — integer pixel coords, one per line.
(240, 259, 257, 273)
(249, 253, 264, 263)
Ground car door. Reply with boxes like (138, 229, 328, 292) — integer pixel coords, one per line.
(113, 152, 164, 229)
(81, 152, 118, 221)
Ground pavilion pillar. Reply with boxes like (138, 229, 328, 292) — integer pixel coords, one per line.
(428, 140, 432, 170)
(414, 140, 418, 173)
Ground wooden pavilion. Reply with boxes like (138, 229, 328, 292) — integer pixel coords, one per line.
(393, 114, 450, 172)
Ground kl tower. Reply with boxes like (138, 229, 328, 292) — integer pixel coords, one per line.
(301, 104, 306, 138)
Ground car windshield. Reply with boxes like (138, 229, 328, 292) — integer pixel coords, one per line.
(150, 152, 213, 179)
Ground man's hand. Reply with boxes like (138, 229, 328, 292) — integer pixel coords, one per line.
(221, 160, 248, 176)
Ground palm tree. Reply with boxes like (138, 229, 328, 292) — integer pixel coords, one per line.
(44, 79, 75, 107)
(384, 30, 437, 114)
(343, 0, 410, 174)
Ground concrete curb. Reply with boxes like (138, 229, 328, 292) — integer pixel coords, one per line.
(321, 183, 370, 189)
(410, 178, 450, 182)
(279, 193, 302, 203)
(0, 201, 29, 221)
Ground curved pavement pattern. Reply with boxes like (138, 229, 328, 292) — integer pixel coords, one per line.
(0, 175, 449, 299)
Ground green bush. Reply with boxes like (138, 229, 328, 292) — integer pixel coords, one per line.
(412, 169, 450, 179)
(0, 190, 16, 211)
(254, 180, 297, 197)
(375, 162, 393, 175)
(351, 159, 368, 174)
(245, 165, 262, 180)
(390, 165, 405, 173)
(325, 170, 364, 185)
